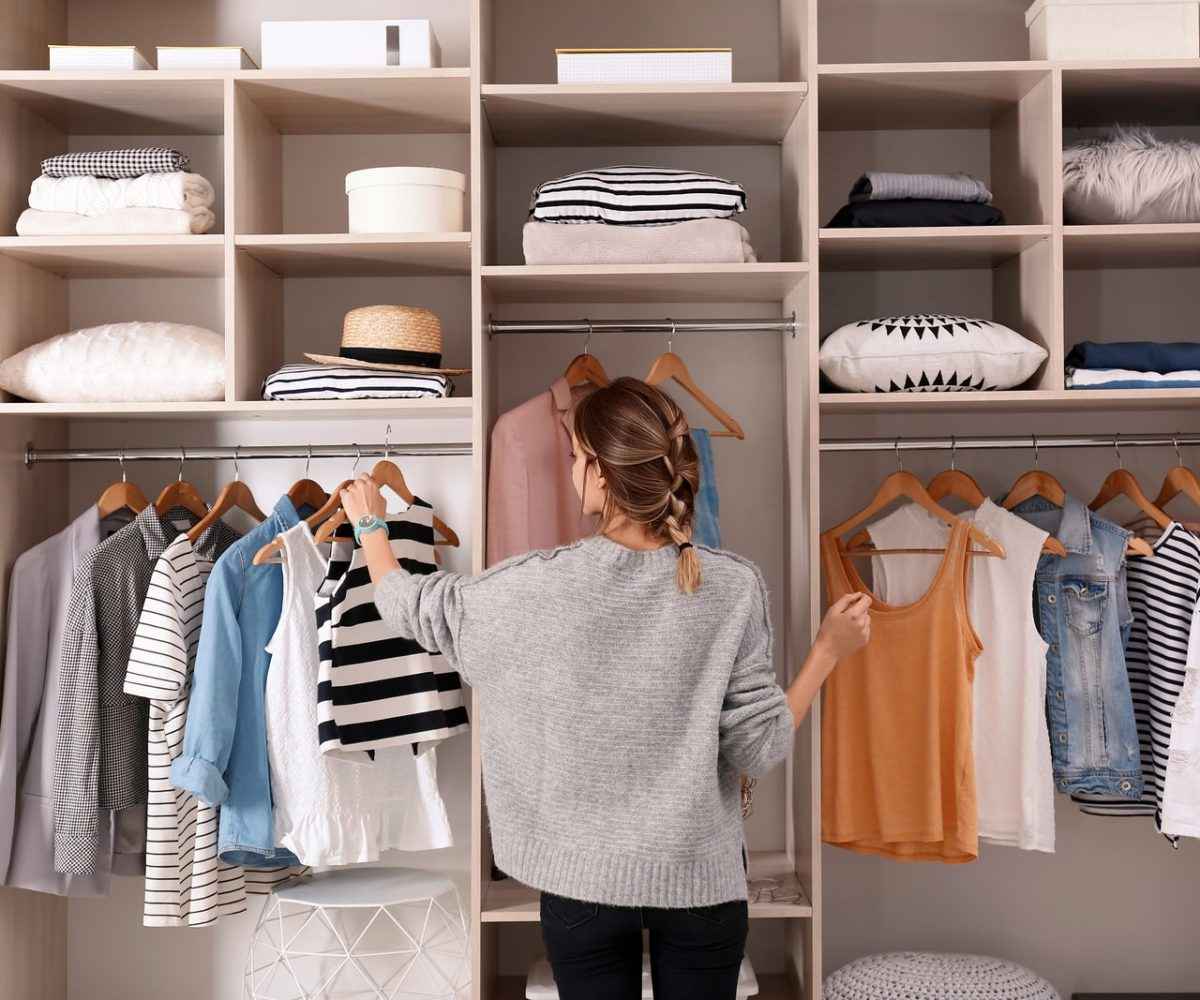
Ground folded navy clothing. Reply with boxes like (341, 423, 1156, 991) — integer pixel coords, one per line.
(1066, 341, 1200, 374)
(826, 199, 1005, 228)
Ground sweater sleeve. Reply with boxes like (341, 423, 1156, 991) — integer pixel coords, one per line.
(718, 575, 793, 778)
(375, 568, 473, 685)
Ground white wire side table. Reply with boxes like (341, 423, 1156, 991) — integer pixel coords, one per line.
(243, 867, 471, 1000)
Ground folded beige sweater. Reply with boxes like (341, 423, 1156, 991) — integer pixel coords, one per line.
(523, 218, 757, 265)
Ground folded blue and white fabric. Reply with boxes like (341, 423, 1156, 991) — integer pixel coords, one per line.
(1067, 368, 1200, 389)
(1066, 340, 1200, 374)
(41, 147, 190, 179)
(262, 363, 452, 401)
(849, 171, 993, 204)
(530, 166, 747, 226)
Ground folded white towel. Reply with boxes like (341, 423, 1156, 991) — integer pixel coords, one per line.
(1067, 367, 1200, 387)
(28, 172, 215, 217)
(523, 218, 757, 265)
(16, 206, 215, 236)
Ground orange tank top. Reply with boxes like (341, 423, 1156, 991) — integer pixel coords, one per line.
(820, 518, 982, 863)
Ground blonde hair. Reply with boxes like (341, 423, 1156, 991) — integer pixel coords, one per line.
(573, 377, 702, 593)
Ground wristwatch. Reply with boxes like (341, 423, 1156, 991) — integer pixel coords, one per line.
(353, 513, 388, 545)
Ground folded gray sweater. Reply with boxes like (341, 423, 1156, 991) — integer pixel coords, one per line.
(850, 171, 993, 204)
(375, 535, 794, 908)
(523, 217, 757, 265)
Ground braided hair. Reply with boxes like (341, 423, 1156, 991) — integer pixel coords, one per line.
(573, 376, 703, 593)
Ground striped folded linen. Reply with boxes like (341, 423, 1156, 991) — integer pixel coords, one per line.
(529, 166, 747, 226)
(849, 171, 993, 204)
(15, 206, 213, 235)
(1067, 367, 1200, 389)
(41, 147, 190, 179)
(262, 363, 453, 401)
(29, 172, 215, 217)
(523, 218, 756, 264)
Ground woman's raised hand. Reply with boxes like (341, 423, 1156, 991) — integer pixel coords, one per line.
(340, 473, 387, 524)
(815, 592, 872, 660)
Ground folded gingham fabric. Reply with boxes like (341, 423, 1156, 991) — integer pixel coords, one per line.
(41, 148, 190, 180)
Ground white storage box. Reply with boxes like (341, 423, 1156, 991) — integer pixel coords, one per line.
(157, 46, 257, 70)
(261, 19, 440, 69)
(345, 167, 466, 234)
(1026, 0, 1200, 59)
(556, 48, 732, 84)
(49, 45, 150, 70)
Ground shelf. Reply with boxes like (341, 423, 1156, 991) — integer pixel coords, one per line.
(819, 227, 1050, 270)
(480, 82, 808, 145)
(1062, 62, 1200, 126)
(235, 69, 472, 134)
(0, 72, 225, 134)
(818, 62, 1051, 129)
(495, 974, 797, 999)
(820, 389, 1200, 414)
(236, 233, 472, 277)
(481, 263, 808, 303)
(0, 236, 225, 278)
(1064, 225, 1200, 268)
(0, 398, 474, 421)
(481, 852, 812, 923)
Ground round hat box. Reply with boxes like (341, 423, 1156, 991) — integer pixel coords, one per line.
(345, 166, 466, 234)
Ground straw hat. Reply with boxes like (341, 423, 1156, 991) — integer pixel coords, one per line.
(305, 305, 469, 375)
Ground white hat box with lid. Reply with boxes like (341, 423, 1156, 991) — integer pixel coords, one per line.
(345, 167, 466, 235)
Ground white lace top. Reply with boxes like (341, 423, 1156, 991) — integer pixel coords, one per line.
(264, 523, 453, 867)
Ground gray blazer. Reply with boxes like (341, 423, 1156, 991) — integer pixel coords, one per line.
(0, 506, 144, 896)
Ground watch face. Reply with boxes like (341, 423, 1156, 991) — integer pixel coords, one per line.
(357, 513, 376, 528)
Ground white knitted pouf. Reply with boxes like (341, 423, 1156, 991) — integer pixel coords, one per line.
(824, 952, 1060, 1000)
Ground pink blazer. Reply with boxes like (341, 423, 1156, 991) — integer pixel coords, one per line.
(487, 378, 597, 566)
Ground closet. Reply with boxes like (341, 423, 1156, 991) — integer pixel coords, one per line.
(0, 0, 1198, 997)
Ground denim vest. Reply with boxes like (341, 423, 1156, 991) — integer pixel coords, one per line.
(1011, 496, 1143, 799)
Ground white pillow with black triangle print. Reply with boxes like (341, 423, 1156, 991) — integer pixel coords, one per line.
(819, 314, 1047, 393)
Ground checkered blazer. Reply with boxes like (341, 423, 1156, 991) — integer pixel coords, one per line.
(52, 505, 199, 876)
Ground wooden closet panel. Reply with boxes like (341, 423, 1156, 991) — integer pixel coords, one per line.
(0, 888, 66, 1000)
(0, 0, 64, 69)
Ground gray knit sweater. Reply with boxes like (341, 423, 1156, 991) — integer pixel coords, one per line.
(375, 535, 794, 909)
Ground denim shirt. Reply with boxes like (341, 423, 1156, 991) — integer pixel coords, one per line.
(690, 429, 722, 549)
(170, 496, 302, 867)
(1011, 495, 1143, 799)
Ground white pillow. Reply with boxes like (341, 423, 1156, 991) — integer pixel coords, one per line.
(819, 314, 1047, 393)
(0, 321, 225, 402)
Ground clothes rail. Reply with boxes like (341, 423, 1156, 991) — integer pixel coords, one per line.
(24, 442, 472, 468)
(821, 433, 1200, 454)
(487, 314, 798, 337)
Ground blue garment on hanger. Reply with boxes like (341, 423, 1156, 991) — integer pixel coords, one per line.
(691, 429, 722, 549)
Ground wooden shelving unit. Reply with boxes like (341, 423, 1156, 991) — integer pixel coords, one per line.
(235, 233, 472, 277)
(481, 263, 810, 302)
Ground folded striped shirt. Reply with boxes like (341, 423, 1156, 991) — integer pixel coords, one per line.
(530, 166, 747, 226)
(262, 363, 452, 401)
(1067, 367, 1200, 389)
(316, 502, 469, 762)
(42, 148, 190, 179)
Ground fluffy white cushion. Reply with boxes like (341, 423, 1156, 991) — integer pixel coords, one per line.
(1064, 126, 1200, 224)
(0, 321, 225, 402)
(819, 314, 1047, 393)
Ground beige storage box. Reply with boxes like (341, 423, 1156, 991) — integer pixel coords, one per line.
(1026, 0, 1200, 59)
(345, 167, 466, 234)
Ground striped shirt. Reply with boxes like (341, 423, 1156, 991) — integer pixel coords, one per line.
(529, 166, 747, 226)
(316, 501, 469, 760)
(1073, 523, 1200, 833)
(125, 528, 294, 927)
(262, 363, 452, 401)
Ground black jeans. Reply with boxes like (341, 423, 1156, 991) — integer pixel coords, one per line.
(540, 892, 749, 1000)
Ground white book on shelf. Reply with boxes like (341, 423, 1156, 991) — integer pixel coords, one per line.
(556, 48, 733, 85)
(48, 45, 152, 70)
(261, 20, 441, 69)
(157, 46, 258, 70)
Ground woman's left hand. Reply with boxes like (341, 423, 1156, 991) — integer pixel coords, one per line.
(340, 474, 387, 524)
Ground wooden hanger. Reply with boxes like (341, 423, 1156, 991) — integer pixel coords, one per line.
(829, 463, 1005, 560)
(154, 448, 208, 520)
(1001, 438, 1066, 510)
(365, 457, 460, 547)
(563, 324, 610, 389)
(645, 324, 744, 440)
(287, 448, 330, 516)
(186, 448, 266, 543)
(252, 476, 348, 567)
(1152, 439, 1200, 530)
(1088, 437, 1162, 557)
(96, 451, 149, 519)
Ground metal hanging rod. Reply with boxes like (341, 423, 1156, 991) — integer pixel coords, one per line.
(25, 442, 471, 468)
(821, 433, 1200, 454)
(487, 314, 798, 338)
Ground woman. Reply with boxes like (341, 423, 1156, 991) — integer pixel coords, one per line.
(341, 377, 870, 1000)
